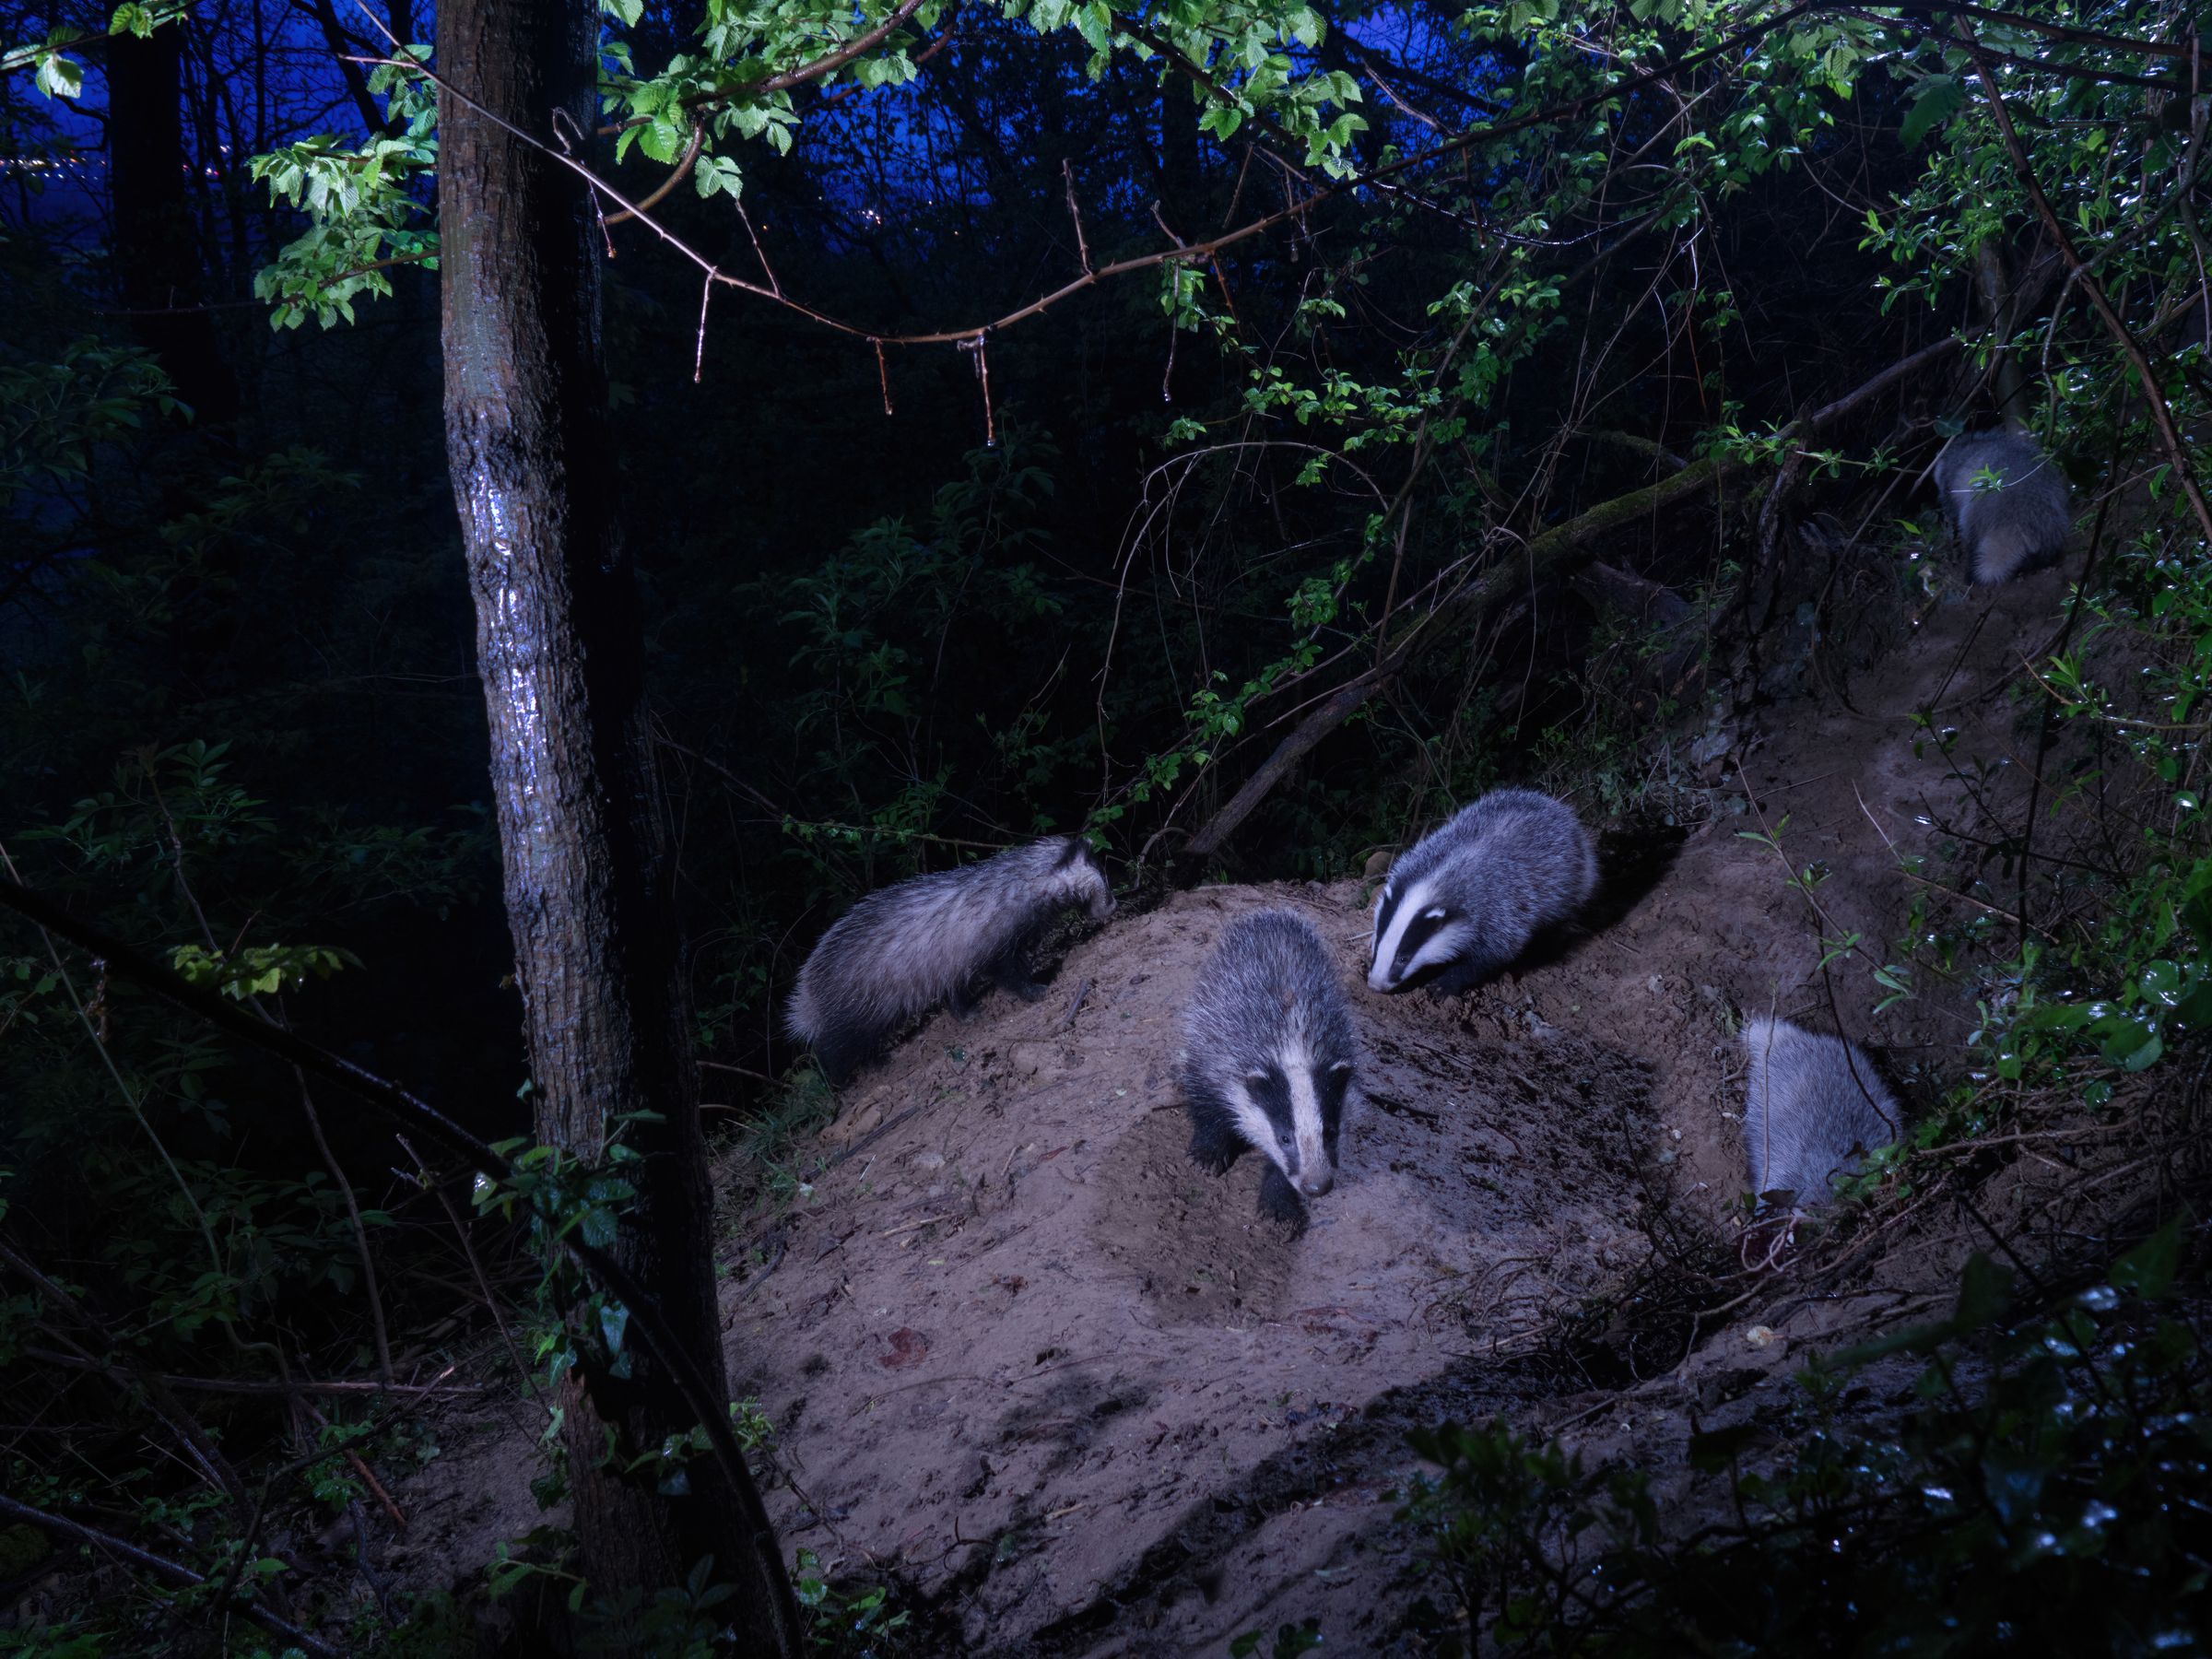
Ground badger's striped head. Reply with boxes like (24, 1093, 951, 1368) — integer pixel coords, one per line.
(1045, 835, 1116, 922)
(1228, 1033, 1352, 1196)
(1367, 874, 1475, 993)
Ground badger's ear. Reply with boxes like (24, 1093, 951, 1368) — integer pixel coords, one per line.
(1054, 835, 1089, 868)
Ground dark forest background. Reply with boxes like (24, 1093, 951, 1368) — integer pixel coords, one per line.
(6, 0, 2211, 1650)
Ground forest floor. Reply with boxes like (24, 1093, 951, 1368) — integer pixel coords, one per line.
(381, 554, 2099, 1653)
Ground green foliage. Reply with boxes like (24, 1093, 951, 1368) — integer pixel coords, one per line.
(1400, 1223, 2210, 1654)
(248, 52, 439, 329)
(794, 1547, 912, 1657)
(1230, 1620, 1324, 1657)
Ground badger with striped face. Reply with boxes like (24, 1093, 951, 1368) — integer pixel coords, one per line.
(1177, 911, 1359, 1236)
(1367, 788, 1597, 996)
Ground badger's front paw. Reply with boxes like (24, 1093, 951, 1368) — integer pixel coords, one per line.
(1256, 1167, 1311, 1237)
(1186, 1123, 1243, 1176)
(1423, 959, 1488, 998)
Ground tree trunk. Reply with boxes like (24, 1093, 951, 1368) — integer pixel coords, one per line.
(433, 0, 798, 1645)
(107, 21, 238, 429)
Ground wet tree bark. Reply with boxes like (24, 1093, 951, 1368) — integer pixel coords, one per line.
(433, 0, 797, 1644)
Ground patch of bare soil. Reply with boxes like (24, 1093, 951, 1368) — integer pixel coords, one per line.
(711, 561, 2096, 1654)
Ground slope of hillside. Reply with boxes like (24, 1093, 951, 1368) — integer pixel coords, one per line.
(707, 561, 2081, 1653)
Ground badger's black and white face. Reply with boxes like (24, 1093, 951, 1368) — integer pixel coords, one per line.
(1229, 1036, 1351, 1196)
(1053, 837, 1117, 922)
(1367, 877, 1473, 993)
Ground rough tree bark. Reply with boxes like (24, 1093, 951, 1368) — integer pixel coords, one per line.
(433, 0, 798, 1644)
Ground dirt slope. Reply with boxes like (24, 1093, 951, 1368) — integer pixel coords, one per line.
(715, 563, 2075, 1653)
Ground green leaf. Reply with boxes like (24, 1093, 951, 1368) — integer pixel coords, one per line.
(2111, 1217, 2183, 1300)
(1899, 78, 1965, 149)
(35, 50, 84, 100)
(1952, 1252, 2012, 1333)
(1687, 1422, 1761, 1472)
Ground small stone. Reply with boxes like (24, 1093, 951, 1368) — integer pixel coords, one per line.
(1744, 1325, 1777, 1348)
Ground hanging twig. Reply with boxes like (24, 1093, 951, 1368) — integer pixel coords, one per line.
(695, 267, 717, 384)
(958, 333, 995, 444)
(735, 197, 781, 297)
(873, 337, 893, 415)
(397, 1135, 553, 1422)
(549, 106, 617, 259)
(295, 1071, 395, 1382)
(1063, 158, 1092, 275)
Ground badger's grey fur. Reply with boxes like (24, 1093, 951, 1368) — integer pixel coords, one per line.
(1933, 426, 2071, 583)
(786, 836, 1113, 1083)
(1178, 911, 1359, 1235)
(1367, 788, 1597, 995)
(1741, 1017, 1900, 1212)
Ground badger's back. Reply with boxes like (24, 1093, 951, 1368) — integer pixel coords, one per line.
(1741, 1016, 1900, 1210)
(786, 840, 1095, 1074)
(1935, 429, 2070, 583)
(1179, 911, 1356, 1086)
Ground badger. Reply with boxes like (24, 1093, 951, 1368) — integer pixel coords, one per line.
(1177, 910, 1359, 1236)
(1366, 788, 1598, 995)
(1932, 425, 2071, 584)
(785, 835, 1114, 1084)
(1741, 1016, 1901, 1212)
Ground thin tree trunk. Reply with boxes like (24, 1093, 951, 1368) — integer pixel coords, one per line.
(107, 21, 238, 429)
(433, 0, 797, 1643)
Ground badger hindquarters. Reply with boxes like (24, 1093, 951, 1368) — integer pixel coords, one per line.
(1933, 427, 2071, 584)
(1741, 1016, 1901, 1213)
(1368, 787, 1598, 995)
(785, 835, 1114, 1084)
(1177, 910, 1359, 1236)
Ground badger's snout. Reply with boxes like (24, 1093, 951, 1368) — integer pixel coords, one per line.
(1296, 1165, 1335, 1197)
(1365, 964, 1395, 994)
(1090, 892, 1117, 921)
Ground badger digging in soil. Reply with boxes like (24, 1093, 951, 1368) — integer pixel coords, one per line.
(1741, 1016, 1902, 1212)
(1366, 788, 1598, 994)
(785, 835, 1114, 1083)
(1177, 910, 1360, 1236)
(1933, 425, 2072, 583)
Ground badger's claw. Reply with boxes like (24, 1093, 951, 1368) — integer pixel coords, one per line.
(1256, 1167, 1311, 1237)
(1186, 1124, 1243, 1175)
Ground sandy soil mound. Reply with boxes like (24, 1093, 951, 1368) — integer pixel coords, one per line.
(715, 562, 2080, 1653)
(723, 881, 1656, 1652)
(362, 552, 2093, 1653)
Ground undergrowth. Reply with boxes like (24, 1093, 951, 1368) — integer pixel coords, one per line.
(1395, 1218, 2211, 1656)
